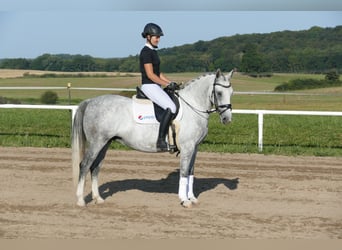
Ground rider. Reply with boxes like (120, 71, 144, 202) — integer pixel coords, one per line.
(139, 23, 177, 152)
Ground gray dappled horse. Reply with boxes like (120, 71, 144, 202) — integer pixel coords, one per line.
(72, 69, 234, 208)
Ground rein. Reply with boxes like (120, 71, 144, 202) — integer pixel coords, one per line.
(177, 77, 232, 117)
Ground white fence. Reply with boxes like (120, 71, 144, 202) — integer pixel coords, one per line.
(1, 104, 342, 152)
(0, 104, 78, 125)
(233, 109, 342, 151)
(0, 87, 135, 92)
(1, 86, 339, 96)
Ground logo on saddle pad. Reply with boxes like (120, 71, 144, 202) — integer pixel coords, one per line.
(137, 114, 156, 121)
(132, 95, 182, 124)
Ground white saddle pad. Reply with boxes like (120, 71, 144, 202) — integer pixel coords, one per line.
(132, 95, 182, 124)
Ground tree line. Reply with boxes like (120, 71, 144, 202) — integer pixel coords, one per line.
(1, 26, 341, 74)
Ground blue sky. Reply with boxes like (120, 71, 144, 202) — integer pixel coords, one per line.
(0, 0, 341, 59)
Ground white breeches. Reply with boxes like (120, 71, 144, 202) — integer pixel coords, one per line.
(141, 83, 177, 114)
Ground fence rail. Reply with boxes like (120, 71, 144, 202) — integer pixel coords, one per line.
(0, 104, 78, 126)
(1, 104, 342, 152)
(0, 87, 135, 92)
(1, 86, 340, 96)
(233, 109, 342, 151)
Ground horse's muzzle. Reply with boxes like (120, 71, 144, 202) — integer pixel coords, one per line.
(220, 110, 232, 125)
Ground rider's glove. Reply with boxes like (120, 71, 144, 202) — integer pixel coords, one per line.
(166, 82, 179, 91)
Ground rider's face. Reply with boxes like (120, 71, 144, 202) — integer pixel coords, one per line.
(148, 35, 160, 47)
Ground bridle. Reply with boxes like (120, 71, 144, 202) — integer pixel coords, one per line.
(177, 77, 232, 117)
(210, 78, 233, 115)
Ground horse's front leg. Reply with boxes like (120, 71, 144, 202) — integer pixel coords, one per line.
(187, 175, 198, 204)
(179, 146, 199, 208)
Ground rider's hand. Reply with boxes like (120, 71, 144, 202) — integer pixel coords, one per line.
(166, 82, 179, 91)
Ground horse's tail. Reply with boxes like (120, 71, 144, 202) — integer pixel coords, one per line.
(71, 100, 88, 187)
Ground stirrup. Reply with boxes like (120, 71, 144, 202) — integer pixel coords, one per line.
(168, 144, 177, 154)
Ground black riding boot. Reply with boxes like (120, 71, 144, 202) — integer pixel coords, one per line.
(156, 108, 173, 152)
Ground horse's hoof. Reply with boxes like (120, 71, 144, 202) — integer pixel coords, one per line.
(180, 200, 192, 208)
(76, 199, 86, 207)
(189, 197, 199, 205)
(94, 197, 105, 204)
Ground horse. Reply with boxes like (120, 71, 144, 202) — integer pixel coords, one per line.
(72, 69, 234, 208)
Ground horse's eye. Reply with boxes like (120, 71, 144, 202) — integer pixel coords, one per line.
(217, 91, 222, 97)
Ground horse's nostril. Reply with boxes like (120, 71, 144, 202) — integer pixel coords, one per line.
(221, 116, 232, 124)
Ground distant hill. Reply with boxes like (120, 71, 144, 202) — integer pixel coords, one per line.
(1, 26, 341, 73)
(158, 25, 342, 73)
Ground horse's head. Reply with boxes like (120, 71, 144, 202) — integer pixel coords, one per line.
(211, 69, 234, 124)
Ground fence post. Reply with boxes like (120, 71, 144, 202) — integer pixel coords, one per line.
(258, 112, 264, 152)
(70, 106, 78, 127)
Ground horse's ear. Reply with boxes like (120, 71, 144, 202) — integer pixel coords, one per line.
(216, 69, 221, 78)
(227, 69, 234, 80)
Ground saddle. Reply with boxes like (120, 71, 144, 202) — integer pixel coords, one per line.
(135, 86, 180, 122)
(132, 86, 181, 154)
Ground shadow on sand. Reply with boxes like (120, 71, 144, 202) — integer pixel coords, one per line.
(85, 169, 239, 204)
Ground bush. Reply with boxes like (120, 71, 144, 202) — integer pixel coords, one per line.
(40, 91, 58, 104)
(0, 96, 21, 104)
(325, 70, 340, 82)
(246, 72, 273, 78)
(274, 78, 342, 92)
(0, 96, 7, 104)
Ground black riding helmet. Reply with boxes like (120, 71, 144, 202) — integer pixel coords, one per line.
(141, 23, 164, 38)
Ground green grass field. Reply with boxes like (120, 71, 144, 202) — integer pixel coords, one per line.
(0, 71, 341, 156)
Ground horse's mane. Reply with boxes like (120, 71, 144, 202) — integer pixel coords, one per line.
(179, 73, 214, 90)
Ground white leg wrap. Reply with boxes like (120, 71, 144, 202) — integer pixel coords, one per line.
(178, 177, 188, 201)
(187, 175, 195, 198)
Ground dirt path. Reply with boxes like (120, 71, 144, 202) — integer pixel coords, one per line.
(0, 147, 341, 239)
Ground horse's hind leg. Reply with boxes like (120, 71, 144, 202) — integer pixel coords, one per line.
(76, 155, 91, 206)
(90, 142, 111, 204)
(91, 165, 104, 204)
(76, 142, 107, 206)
